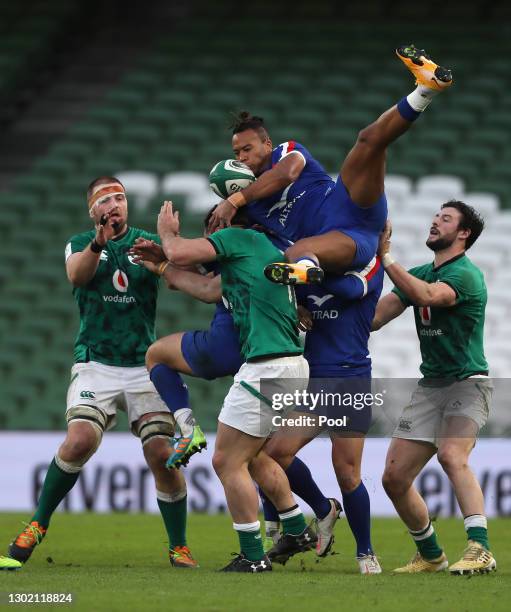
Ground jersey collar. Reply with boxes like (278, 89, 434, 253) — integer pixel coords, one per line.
(432, 251, 465, 272)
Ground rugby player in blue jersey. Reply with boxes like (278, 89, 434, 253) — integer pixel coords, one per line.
(207, 45, 452, 281)
(260, 256, 385, 573)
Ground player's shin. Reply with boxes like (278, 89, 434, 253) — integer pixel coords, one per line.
(259, 488, 281, 550)
(409, 520, 444, 560)
(342, 481, 373, 557)
(149, 364, 194, 435)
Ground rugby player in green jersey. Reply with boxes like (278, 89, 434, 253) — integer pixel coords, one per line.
(372, 201, 496, 575)
(155, 201, 316, 572)
(1, 178, 197, 571)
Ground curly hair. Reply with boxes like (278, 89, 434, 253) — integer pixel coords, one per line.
(441, 200, 485, 250)
(230, 111, 269, 140)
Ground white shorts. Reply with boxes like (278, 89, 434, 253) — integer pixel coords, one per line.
(66, 361, 169, 434)
(218, 355, 309, 438)
(393, 377, 492, 447)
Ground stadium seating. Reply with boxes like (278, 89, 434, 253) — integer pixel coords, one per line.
(1, 12, 511, 431)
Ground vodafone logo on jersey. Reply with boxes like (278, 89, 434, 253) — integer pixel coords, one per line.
(420, 306, 432, 326)
(112, 269, 129, 293)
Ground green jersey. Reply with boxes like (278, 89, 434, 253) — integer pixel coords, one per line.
(65, 227, 160, 366)
(392, 253, 488, 379)
(208, 228, 302, 362)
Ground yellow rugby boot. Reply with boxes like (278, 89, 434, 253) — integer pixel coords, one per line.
(264, 262, 324, 285)
(393, 551, 448, 573)
(396, 45, 453, 91)
(449, 541, 496, 575)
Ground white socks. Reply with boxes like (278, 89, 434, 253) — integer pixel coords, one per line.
(174, 408, 195, 437)
(406, 85, 439, 113)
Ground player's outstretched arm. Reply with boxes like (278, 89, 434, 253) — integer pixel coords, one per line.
(379, 221, 456, 308)
(372, 293, 406, 331)
(208, 152, 305, 231)
(237, 151, 305, 205)
(157, 200, 218, 267)
(161, 267, 222, 303)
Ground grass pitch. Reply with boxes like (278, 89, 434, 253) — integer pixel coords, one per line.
(0, 513, 509, 611)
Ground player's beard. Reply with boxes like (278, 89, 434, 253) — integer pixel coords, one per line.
(426, 233, 456, 252)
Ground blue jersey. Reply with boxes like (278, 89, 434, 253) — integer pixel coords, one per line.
(296, 257, 384, 377)
(181, 263, 242, 379)
(246, 141, 388, 268)
(246, 141, 335, 242)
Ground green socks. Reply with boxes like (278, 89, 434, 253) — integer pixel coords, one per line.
(31, 457, 80, 529)
(234, 521, 264, 561)
(465, 515, 489, 550)
(279, 505, 307, 536)
(409, 520, 443, 560)
(157, 492, 187, 548)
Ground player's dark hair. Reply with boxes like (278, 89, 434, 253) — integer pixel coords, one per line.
(230, 111, 269, 140)
(87, 176, 124, 200)
(204, 204, 251, 229)
(441, 200, 485, 250)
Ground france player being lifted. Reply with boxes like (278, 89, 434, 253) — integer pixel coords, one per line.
(261, 256, 385, 573)
(207, 45, 452, 282)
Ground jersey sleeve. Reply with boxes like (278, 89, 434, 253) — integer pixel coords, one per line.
(323, 257, 383, 301)
(273, 141, 311, 168)
(437, 265, 482, 304)
(65, 232, 93, 262)
(207, 227, 248, 261)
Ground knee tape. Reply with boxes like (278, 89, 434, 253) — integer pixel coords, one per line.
(136, 413, 175, 447)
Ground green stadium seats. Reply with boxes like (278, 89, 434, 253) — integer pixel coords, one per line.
(85, 155, 126, 178)
(118, 123, 161, 147)
(33, 156, 78, 179)
(13, 174, 55, 198)
(104, 89, 147, 111)
(106, 142, 142, 166)
(154, 89, 196, 109)
(469, 128, 509, 149)
(2, 14, 511, 432)
(87, 106, 131, 128)
(48, 141, 95, 163)
(67, 122, 113, 146)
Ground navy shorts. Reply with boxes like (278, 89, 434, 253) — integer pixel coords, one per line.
(297, 376, 373, 435)
(181, 318, 242, 380)
(322, 177, 388, 269)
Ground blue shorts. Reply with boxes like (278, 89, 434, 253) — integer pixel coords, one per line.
(297, 376, 373, 435)
(181, 318, 243, 380)
(321, 177, 388, 269)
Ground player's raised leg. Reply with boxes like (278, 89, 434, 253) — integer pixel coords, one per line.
(382, 438, 448, 573)
(266, 44, 453, 282)
(137, 411, 198, 568)
(340, 44, 452, 207)
(146, 333, 207, 469)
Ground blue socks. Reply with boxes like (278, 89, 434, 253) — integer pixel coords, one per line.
(149, 364, 189, 413)
(342, 481, 373, 557)
(397, 97, 420, 122)
(261, 457, 331, 521)
(286, 458, 331, 519)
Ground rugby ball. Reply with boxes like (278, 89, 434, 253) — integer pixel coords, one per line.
(209, 159, 255, 199)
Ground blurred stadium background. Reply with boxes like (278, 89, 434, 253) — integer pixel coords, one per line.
(0, 0, 510, 437)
